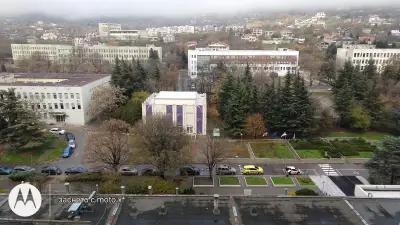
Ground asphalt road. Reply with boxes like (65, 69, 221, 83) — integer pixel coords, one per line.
(52, 125, 88, 171)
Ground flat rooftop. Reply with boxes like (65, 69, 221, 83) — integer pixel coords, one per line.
(0, 73, 110, 87)
(0, 195, 399, 225)
(154, 91, 200, 100)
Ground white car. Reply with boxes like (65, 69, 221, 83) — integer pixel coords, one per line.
(49, 128, 65, 135)
(285, 166, 302, 175)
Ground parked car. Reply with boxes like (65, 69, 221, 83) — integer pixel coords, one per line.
(65, 166, 88, 175)
(49, 127, 65, 135)
(285, 166, 302, 175)
(180, 166, 200, 176)
(242, 165, 264, 175)
(141, 168, 158, 176)
(13, 166, 35, 173)
(68, 139, 76, 149)
(0, 166, 13, 175)
(41, 166, 62, 175)
(65, 132, 75, 141)
(62, 146, 74, 158)
(119, 166, 138, 176)
(216, 165, 237, 175)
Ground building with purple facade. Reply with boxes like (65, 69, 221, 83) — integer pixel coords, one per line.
(142, 91, 207, 135)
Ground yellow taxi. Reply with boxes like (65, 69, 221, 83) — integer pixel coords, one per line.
(241, 165, 264, 175)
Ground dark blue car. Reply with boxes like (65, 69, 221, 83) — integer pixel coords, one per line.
(0, 166, 13, 175)
(62, 146, 73, 158)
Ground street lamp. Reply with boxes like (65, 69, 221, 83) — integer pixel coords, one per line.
(240, 132, 243, 143)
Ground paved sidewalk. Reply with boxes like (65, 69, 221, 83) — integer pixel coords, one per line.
(310, 175, 345, 197)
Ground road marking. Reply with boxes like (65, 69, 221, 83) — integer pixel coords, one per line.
(319, 164, 339, 176)
(344, 199, 369, 225)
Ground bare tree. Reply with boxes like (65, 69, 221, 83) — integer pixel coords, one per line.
(201, 136, 227, 179)
(244, 113, 266, 138)
(133, 115, 189, 178)
(88, 85, 127, 120)
(86, 119, 130, 171)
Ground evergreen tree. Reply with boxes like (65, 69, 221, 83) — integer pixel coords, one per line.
(132, 60, 147, 91)
(292, 75, 314, 136)
(225, 88, 245, 136)
(111, 57, 122, 87)
(218, 73, 235, 116)
(0, 89, 43, 150)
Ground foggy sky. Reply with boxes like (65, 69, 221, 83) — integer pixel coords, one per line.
(2, 0, 400, 18)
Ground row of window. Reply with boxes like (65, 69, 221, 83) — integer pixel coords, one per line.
(16, 92, 80, 100)
(353, 52, 400, 58)
(30, 102, 81, 111)
(352, 59, 390, 65)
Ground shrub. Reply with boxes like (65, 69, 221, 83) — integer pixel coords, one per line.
(295, 188, 318, 196)
(65, 172, 105, 182)
(100, 180, 121, 194)
(291, 139, 330, 151)
(180, 187, 195, 195)
(9, 172, 47, 183)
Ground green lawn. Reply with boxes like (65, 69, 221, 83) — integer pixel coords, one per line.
(296, 149, 325, 158)
(245, 176, 267, 185)
(347, 151, 374, 158)
(0, 135, 66, 165)
(219, 176, 240, 185)
(296, 177, 316, 186)
(326, 131, 392, 141)
(250, 142, 294, 159)
(271, 176, 294, 185)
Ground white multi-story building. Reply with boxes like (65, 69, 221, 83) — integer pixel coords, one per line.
(98, 23, 122, 37)
(108, 30, 140, 40)
(11, 44, 162, 63)
(241, 34, 258, 42)
(142, 91, 207, 135)
(188, 48, 299, 79)
(0, 73, 111, 125)
(162, 34, 175, 43)
(336, 46, 400, 72)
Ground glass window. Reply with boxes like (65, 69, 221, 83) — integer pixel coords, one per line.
(58, 93, 62, 99)
(70, 93, 74, 99)
(71, 103, 75, 110)
(48, 103, 52, 109)
(76, 93, 80, 99)
(64, 93, 68, 99)
(53, 93, 57, 99)
(43, 104, 47, 109)
(77, 102, 81, 109)
(54, 103, 58, 109)
(47, 93, 51, 99)
(60, 103, 64, 109)
(41, 93, 45, 99)
(65, 103, 69, 109)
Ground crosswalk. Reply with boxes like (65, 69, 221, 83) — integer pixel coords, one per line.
(319, 164, 339, 176)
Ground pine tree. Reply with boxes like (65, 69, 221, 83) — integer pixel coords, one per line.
(218, 73, 235, 116)
(225, 88, 245, 137)
(132, 60, 147, 92)
(111, 57, 122, 87)
(0, 89, 43, 150)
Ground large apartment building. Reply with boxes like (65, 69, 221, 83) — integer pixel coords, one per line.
(11, 44, 162, 63)
(336, 45, 400, 72)
(187, 48, 299, 78)
(98, 23, 122, 37)
(0, 73, 111, 125)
